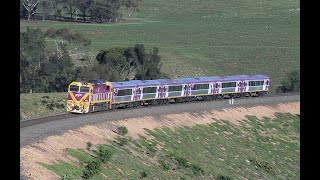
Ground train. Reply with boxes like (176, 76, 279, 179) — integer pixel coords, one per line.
(66, 75, 270, 113)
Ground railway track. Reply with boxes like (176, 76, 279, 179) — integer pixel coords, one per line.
(20, 92, 300, 128)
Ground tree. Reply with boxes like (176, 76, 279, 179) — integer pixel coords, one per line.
(39, 0, 54, 21)
(76, 0, 91, 22)
(134, 45, 163, 80)
(63, 0, 78, 20)
(120, 0, 141, 17)
(52, 0, 65, 20)
(94, 44, 165, 81)
(22, 0, 38, 21)
(95, 47, 132, 81)
(276, 70, 300, 93)
(20, 28, 47, 92)
(89, 0, 121, 23)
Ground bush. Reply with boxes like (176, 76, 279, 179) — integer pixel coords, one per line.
(116, 137, 129, 146)
(216, 175, 232, 180)
(276, 70, 300, 93)
(159, 159, 172, 171)
(140, 171, 148, 178)
(175, 156, 189, 168)
(190, 164, 204, 176)
(117, 126, 128, 135)
(82, 160, 101, 179)
(86, 141, 92, 151)
(95, 145, 113, 163)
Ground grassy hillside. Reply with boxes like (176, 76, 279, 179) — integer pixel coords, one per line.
(40, 113, 300, 179)
(20, 92, 67, 120)
(20, 0, 300, 93)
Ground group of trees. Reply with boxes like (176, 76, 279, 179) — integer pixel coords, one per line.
(91, 44, 167, 81)
(20, 0, 140, 23)
(20, 27, 166, 93)
(20, 28, 86, 93)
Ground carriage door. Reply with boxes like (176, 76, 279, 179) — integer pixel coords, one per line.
(238, 80, 245, 92)
(243, 80, 249, 92)
(158, 85, 166, 98)
(265, 79, 270, 91)
(134, 86, 142, 101)
(213, 82, 219, 94)
(183, 84, 188, 96)
(106, 86, 111, 100)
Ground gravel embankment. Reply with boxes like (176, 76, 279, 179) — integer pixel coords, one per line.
(20, 93, 300, 148)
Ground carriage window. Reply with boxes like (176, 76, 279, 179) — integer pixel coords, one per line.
(117, 89, 132, 96)
(80, 86, 90, 93)
(249, 81, 264, 86)
(143, 87, 157, 93)
(192, 84, 209, 90)
(106, 86, 110, 91)
(69, 85, 79, 92)
(168, 85, 183, 92)
(221, 82, 236, 88)
(215, 83, 219, 88)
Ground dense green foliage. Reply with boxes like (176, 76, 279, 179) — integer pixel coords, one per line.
(41, 113, 300, 179)
(93, 44, 166, 81)
(276, 70, 300, 93)
(20, 28, 86, 93)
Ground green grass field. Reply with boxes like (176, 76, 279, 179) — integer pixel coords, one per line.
(20, 0, 300, 93)
(20, 92, 67, 120)
(40, 113, 300, 179)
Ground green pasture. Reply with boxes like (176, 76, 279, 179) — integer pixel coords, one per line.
(20, 0, 300, 93)
(20, 92, 67, 121)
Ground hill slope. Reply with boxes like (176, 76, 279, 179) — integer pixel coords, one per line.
(20, 0, 300, 92)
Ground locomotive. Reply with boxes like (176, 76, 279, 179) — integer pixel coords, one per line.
(66, 75, 270, 113)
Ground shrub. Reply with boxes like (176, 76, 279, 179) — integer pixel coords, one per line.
(276, 70, 300, 93)
(216, 175, 232, 180)
(95, 145, 113, 163)
(159, 159, 172, 171)
(116, 136, 129, 146)
(86, 141, 92, 151)
(82, 160, 101, 179)
(117, 126, 128, 135)
(140, 171, 148, 178)
(190, 164, 204, 176)
(175, 156, 189, 168)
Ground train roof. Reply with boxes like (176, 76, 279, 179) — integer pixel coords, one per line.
(111, 75, 269, 88)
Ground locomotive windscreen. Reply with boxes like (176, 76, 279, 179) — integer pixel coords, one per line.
(80, 86, 90, 93)
(69, 85, 79, 92)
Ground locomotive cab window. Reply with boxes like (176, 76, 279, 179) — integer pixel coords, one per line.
(117, 89, 132, 96)
(168, 85, 183, 92)
(221, 82, 236, 88)
(249, 81, 264, 86)
(143, 87, 157, 93)
(69, 85, 79, 92)
(192, 84, 209, 90)
(80, 86, 90, 93)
